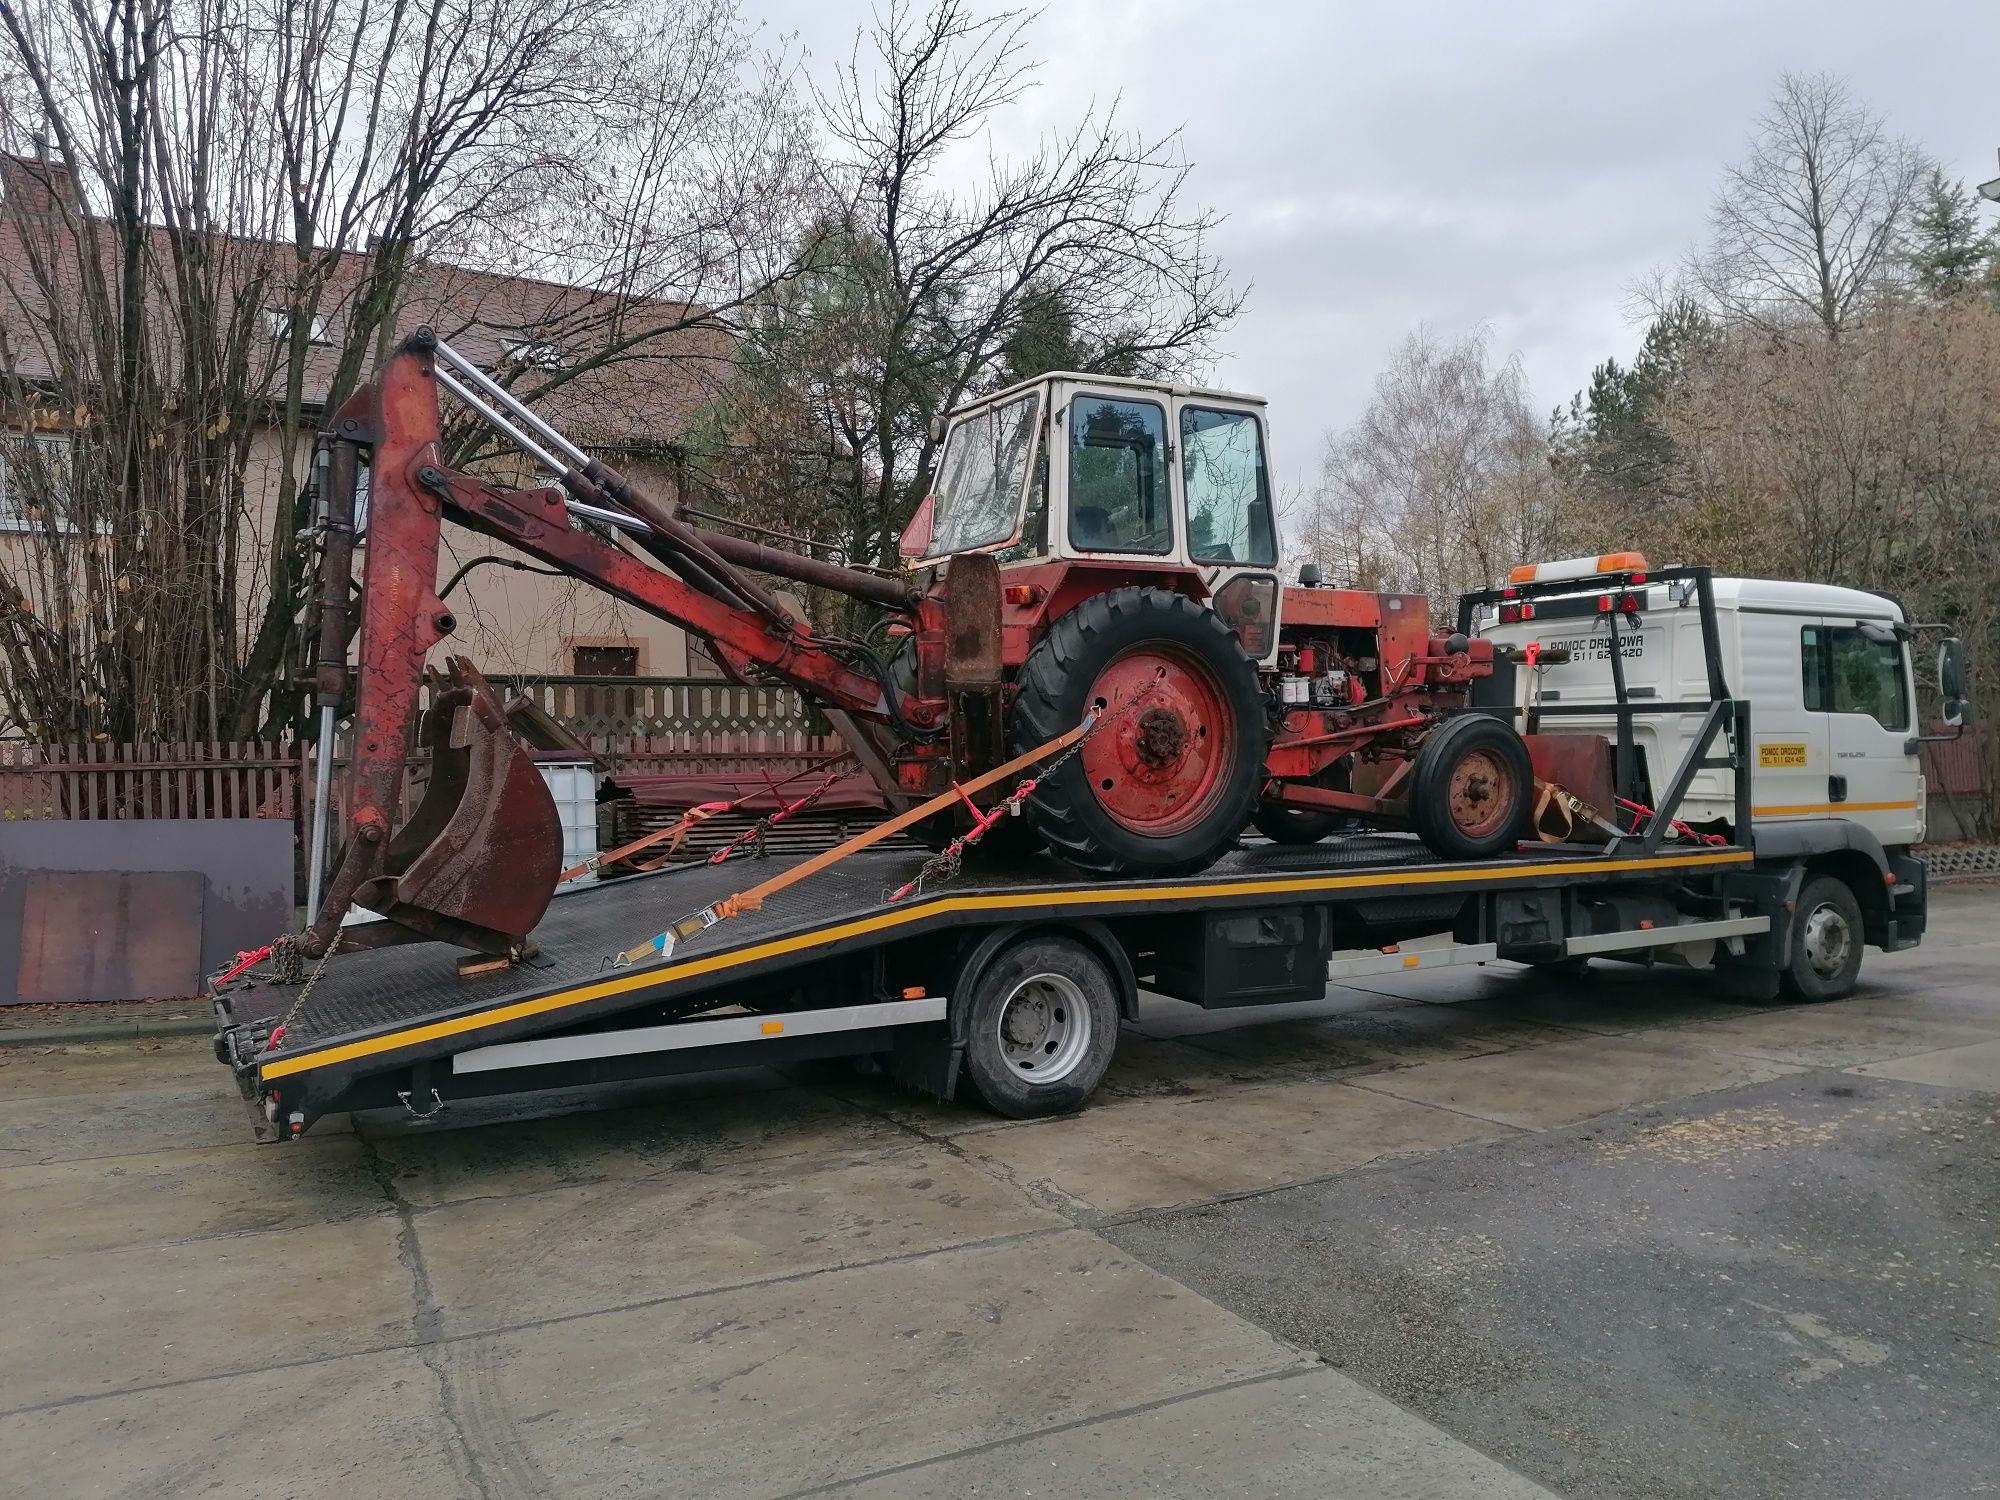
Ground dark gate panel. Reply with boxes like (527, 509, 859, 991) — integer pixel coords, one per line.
(15, 871, 205, 1003)
(1, 820, 291, 1005)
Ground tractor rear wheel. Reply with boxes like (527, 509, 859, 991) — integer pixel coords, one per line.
(1011, 587, 1267, 877)
(1408, 713, 1532, 860)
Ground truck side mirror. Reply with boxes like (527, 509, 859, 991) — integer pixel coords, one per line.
(1939, 638, 1968, 700)
(928, 415, 949, 444)
(1943, 697, 1973, 729)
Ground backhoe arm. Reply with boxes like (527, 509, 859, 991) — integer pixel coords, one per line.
(303, 332, 936, 959)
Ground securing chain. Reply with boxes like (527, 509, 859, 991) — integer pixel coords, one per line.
(885, 675, 1160, 903)
(700, 772, 843, 868)
(262, 933, 338, 1052)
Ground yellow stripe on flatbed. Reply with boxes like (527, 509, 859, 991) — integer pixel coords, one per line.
(259, 848, 1753, 1081)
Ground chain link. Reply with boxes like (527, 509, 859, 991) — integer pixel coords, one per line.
(265, 933, 337, 1047)
(889, 677, 1159, 902)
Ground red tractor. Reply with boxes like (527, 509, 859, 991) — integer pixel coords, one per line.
(301, 335, 1531, 963)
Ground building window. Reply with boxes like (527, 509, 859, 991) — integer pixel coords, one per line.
(263, 307, 332, 345)
(573, 644, 639, 677)
(0, 433, 74, 532)
(685, 640, 729, 679)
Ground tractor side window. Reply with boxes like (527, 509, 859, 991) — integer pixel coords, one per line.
(1068, 396, 1171, 554)
(1802, 625, 1911, 731)
(1181, 407, 1275, 566)
(927, 392, 1039, 557)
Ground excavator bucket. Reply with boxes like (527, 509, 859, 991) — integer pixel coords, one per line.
(356, 660, 564, 955)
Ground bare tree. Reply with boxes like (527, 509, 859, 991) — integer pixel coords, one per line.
(693, 0, 1241, 578)
(0, 0, 809, 742)
(1639, 300, 2000, 826)
(1688, 72, 1927, 340)
(1308, 328, 1564, 612)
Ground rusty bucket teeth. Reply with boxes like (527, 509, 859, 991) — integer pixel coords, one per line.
(370, 659, 564, 955)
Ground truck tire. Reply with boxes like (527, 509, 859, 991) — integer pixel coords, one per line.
(1408, 714, 1532, 861)
(962, 933, 1119, 1118)
(1781, 874, 1864, 1001)
(1011, 587, 1267, 876)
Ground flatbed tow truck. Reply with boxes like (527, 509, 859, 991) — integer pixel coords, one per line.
(215, 559, 1958, 1141)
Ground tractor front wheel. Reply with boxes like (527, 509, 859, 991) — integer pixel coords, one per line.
(1408, 713, 1532, 861)
(1011, 587, 1267, 877)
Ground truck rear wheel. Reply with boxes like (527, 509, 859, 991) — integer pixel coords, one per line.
(1782, 874, 1864, 1001)
(1408, 714, 1532, 861)
(1011, 587, 1267, 877)
(962, 934, 1119, 1117)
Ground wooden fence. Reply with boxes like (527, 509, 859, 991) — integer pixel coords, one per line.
(0, 741, 298, 822)
(453, 675, 829, 741)
(1, 732, 846, 826)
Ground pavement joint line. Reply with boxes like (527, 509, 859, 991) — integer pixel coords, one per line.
(357, 1131, 499, 1500)
(1840, 1034, 2000, 1068)
(796, 1072, 1091, 1227)
(1337, 1073, 1548, 1133)
(0, 1220, 1078, 1424)
(764, 1363, 1326, 1500)
(1082, 1128, 1538, 1231)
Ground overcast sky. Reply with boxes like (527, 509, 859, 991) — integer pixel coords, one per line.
(753, 0, 2000, 494)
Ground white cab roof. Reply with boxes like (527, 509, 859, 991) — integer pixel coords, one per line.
(1707, 576, 1904, 622)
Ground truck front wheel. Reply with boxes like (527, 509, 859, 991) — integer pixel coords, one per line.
(1782, 874, 1864, 1001)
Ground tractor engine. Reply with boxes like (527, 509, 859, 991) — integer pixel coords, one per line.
(1254, 581, 1512, 857)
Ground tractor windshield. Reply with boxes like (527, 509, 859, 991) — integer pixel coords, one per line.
(927, 391, 1040, 557)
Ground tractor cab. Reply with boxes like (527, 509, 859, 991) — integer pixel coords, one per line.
(904, 372, 1280, 594)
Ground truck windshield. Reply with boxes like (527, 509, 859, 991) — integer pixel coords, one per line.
(927, 392, 1039, 557)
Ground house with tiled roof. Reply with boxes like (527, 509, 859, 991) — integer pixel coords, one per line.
(0, 150, 735, 690)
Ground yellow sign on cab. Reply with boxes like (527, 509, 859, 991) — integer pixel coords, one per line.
(1759, 743, 1808, 768)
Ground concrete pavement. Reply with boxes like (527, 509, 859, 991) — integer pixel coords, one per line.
(2, 886, 1996, 1497)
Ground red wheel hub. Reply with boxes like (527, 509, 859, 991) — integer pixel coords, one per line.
(1078, 644, 1234, 837)
(1446, 747, 1515, 841)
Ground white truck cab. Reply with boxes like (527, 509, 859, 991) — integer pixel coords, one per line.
(1475, 558, 1939, 854)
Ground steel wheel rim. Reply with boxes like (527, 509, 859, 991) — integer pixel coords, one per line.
(1802, 901, 1852, 978)
(1447, 746, 1514, 841)
(1079, 643, 1233, 838)
(995, 972, 1092, 1083)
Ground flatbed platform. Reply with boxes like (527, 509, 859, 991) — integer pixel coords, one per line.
(216, 834, 1756, 1134)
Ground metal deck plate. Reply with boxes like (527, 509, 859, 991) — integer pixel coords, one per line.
(231, 834, 1751, 1088)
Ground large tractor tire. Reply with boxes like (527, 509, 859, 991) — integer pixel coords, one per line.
(1010, 587, 1268, 877)
(1408, 713, 1533, 860)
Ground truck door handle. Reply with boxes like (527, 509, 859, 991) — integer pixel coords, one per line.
(1828, 774, 1847, 803)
